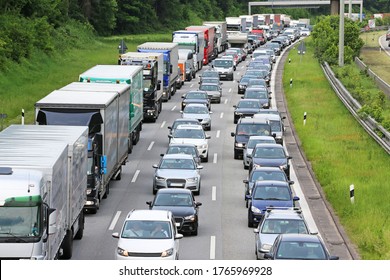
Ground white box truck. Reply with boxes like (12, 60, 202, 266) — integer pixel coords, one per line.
(35, 89, 129, 209)
(119, 52, 164, 122)
(78, 65, 143, 145)
(0, 125, 88, 259)
(172, 30, 205, 72)
(137, 42, 179, 102)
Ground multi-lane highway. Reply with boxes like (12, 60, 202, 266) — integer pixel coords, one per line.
(72, 42, 357, 260)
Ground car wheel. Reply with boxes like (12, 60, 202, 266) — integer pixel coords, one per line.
(218, 98, 221, 104)
(153, 187, 157, 195)
(234, 150, 239, 160)
(204, 153, 209, 162)
(191, 227, 198, 236)
(244, 163, 249, 170)
(248, 211, 254, 228)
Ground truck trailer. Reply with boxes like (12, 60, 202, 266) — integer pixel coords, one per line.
(119, 52, 163, 122)
(185, 25, 216, 64)
(226, 17, 246, 33)
(137, 42, 179, 102)
(172, 30, 204, 72)
(35, 89, 129, 211)
(203, 21, 228, 53)
(78, 65, 143, 142)
(0, 125, 88, 259)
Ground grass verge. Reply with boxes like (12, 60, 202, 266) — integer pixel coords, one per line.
(283, 37, 390, 259)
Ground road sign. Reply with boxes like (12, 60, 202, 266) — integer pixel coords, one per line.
(298, 41, 306, 55)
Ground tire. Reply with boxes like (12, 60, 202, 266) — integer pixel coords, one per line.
(60, 229, 73, 259)
(194, 182, 200, 196)
(191, 227, 198, 236)
(128, 138, 133, 154)
(153, 188, 157, 195)
(102, 184, 109, 199)
(204, 153, 209, 162)
(248, 212, 254, 228)
(234, 150, 239, 160)
(218, 98, 221, 104)
(74, 212, 84, 240)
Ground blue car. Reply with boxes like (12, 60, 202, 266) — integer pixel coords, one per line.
(246, 180, 299, 227)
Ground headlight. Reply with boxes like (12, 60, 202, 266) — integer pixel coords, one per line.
(182, 102, 186, 106)
(260, 243, 272, 252)
(117, 247, 129, 257)
(280, 164, 288, 170)
(155, 176, 166, 182)
(199, 144, 207, 149)
(184, 214, 196, 221)
(262, 103, 269, 108)
(161, 248, 174, 257)
(235, 112, 242, 116)
(239, 85, 245, 89)
(202, 118, 211, 123)
(186, 177, 198, 183)
(251, 205, 261, 213)
(253, 163, 261, 169)
(235, 143, 244, 148)
(86, 189, 92, 195)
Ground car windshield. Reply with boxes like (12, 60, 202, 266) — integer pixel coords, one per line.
(173, 128, 205, 139)
(276, 241, 327, 260)
(253, 186, 291, 200)
(121, 221, 172, 239)
(154, 193, 193, 207)
(160, 158, 195, 170)
(168, 146, 197, 157)
(183, 106, 209, 114)
(250, 170, 286, 182)
(247, 138, 275, 149)
(238, 100, 261, 109)
(172, 120, 199, 129)
(214, 60, 232, 68)
(201, 78, 219, 84)
(261, 219, 308, 234)
(200, 85, 218, 91)
(254, 147, 286, 158)
(236, 124, 271, 136)
(245, 91, 268, 99)
(186, 92, 207, 99)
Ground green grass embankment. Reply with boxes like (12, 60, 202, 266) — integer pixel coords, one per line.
(283, 38, 390, 259)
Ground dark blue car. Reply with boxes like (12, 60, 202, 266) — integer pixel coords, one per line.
(246, 180, 299, 227)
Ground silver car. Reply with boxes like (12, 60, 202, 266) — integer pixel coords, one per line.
(199, 83, 222, 103)
(253, 113, 285, 145)
(153, 154, 203, 195)
(181, 103, 212, 131)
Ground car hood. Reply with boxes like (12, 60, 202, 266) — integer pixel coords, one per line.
(206, 90, 221, 97)
(183, 99, 208, 104)
(235, 134, 250, 143)
(156, 169, 198, 178)
(182, 113, 210, 120)
(252, 158, 287, 167)
(170, 138, 207, 146)
(117, 238, 175, 253)
(152, 205, 196, 217)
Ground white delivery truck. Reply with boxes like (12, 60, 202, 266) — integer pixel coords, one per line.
(172, 30, 205, 72)
(0, 125, 88, 259)
(35, 88, 129, 210)
(137, 42, 179, 102)
(119, 52, 163, 122)
(226, 17, 246, 33)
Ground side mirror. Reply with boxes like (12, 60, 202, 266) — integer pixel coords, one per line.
(146, 201, 152, 207)
(112, 232, 120, 239)
(152, 164, 158, 168)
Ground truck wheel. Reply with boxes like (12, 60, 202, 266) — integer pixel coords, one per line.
(60, 229, 73, 259)
(128, 138, 133, 154)
(102, 184, 109, 199)
(74, 212, 84, 240)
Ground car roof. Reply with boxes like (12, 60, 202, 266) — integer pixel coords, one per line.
(125, 209, 172, 221)
(184, 103, 208, 108)
(248, 135, 275, 141)
(156, 188, 193, 195)
(251, 166, 285, 173)
(168, 143, 197, 148)
(186, 90, 208, 95)
(238, 118, 270, 124)
(162, 153, 194, 160)
(239, 98, 262, 103)
(173, 118, 200, 123)
(199, 83, 219, 87)
(264, 208, 304, 220)
(254, 180, 290, 187)
(254, 143, 284, 149)
(278, 233, 322, 243)
(253, 114, 282, 121)
(176, 124, 204, 130)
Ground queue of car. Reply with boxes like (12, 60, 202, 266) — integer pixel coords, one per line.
(111, 21, 336, 261)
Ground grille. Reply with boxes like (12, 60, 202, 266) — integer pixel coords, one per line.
(127, 252, 162, 257)
(167, 179, 186, 188)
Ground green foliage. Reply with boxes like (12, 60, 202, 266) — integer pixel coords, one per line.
(312, 15, 364, 65)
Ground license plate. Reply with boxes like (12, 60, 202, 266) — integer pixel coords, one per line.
(170, 183, 183, 187)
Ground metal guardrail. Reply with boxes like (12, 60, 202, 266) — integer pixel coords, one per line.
(322, 62, 390, 154)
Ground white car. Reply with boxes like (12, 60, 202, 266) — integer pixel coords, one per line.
(112, 209, 183, 260)
(169, 124, 210, 162)
(300, 28, 311, 37)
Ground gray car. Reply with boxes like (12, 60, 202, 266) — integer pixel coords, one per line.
(165, 143, 201, 166)
(199, 83, 222, 103)
(243, 136, 276, 170)
(253, 113, 285, 145)
(181, 103, 212, 131)
(152, 154, 203, 195)
(254, 208, 310, 259)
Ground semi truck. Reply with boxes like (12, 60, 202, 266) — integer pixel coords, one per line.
(78, 65, 143, 142)
(119, 52, 163, 122)
(137, 42, 179, 102)
(240, 15, 258, 32)
(227, 32, 248, 51)
(172, 30, 204, 72)
(203, 21, 228, 53)
(0, 125, 88, 259)
(226, 17, 246, 33)
(35, 88, 129, 212)
(178, 49, 196, 79)
(185, 25, 216, 64)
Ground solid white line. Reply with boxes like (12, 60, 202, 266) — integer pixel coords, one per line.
(147, 141, 154, 151)
(220, 112, 224, 118)
(131, 170, 140, 183)
(216, 130, 220, 138)
(213, 153, 217, 164)
(212, 186, 217, 201)
(171, 106, 176, 111)
(160, 121, 166, 128)
(210, 236, 216, 259)
(109, 211, 121, 231)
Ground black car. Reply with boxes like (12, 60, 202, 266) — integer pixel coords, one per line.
(247, 143, 292, 178)
(243, 88, 271, 109)
(181, 90, 211, 111)
(231, 117, 272, 159)
(147, 188, 202, 235)
(237, 76, 254, 95)
(233, 99, 262, 124)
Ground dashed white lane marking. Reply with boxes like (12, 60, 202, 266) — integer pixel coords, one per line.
(171, 106, 176, 111)
(216, 130, 220, 138)
(160, 121, 166, 128)
(109, 211, 121, 231)
(213, 153, 217, 164)
(212, 186, 217, 201)
(147, 141, 154, 151)
(131, 170, 140, 183)
(210, 236, 216, 260)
